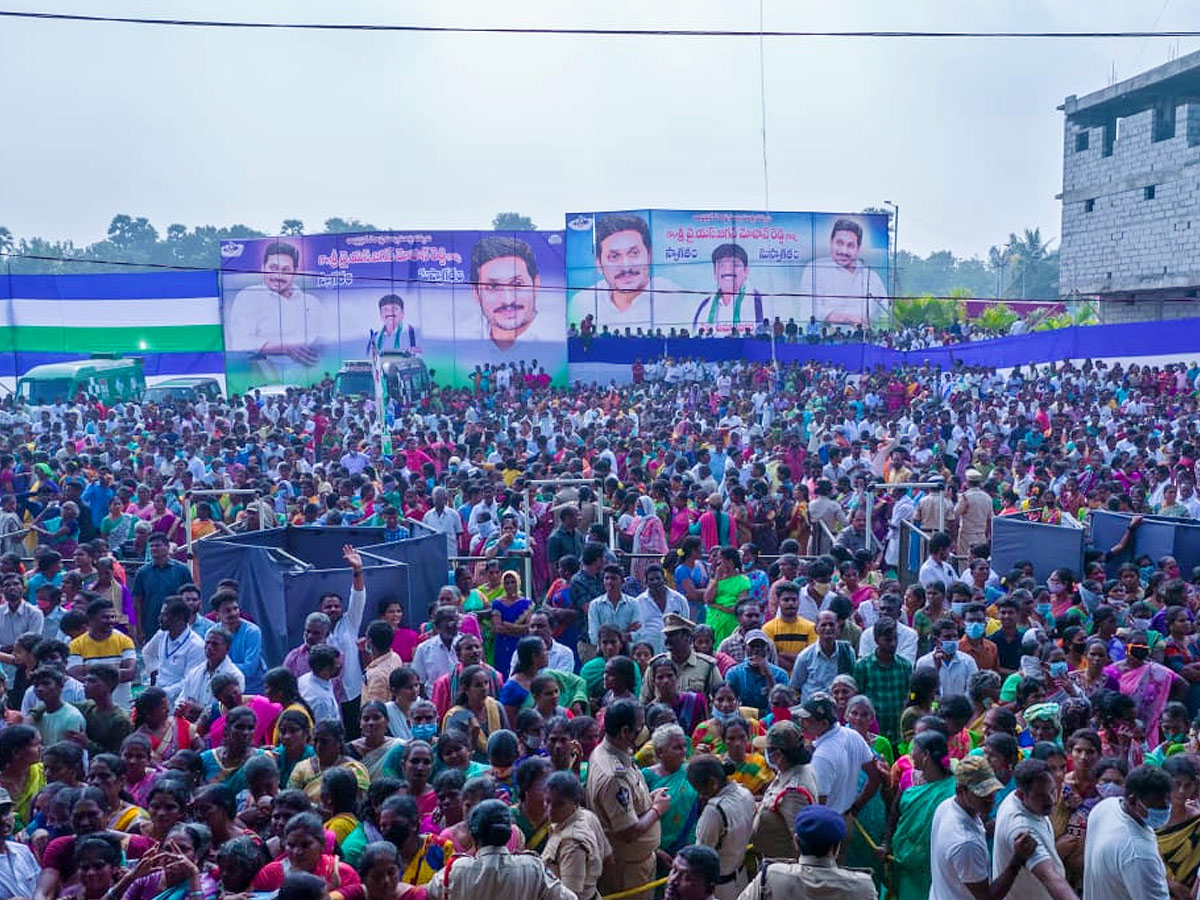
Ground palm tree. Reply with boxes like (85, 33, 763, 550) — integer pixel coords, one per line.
(1005, 228, 1052, 299)
(0, 226, 13, 256)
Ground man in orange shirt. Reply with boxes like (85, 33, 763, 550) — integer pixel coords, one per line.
(959, 603, 998, 672)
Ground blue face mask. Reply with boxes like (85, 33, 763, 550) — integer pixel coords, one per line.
(950, 602, 966, 618)
(1144, 805, 1171, 830)
(1049, 661, 1068, 677)
(411, 723, 437, 742)
(940, 640, 959, 659)
(965, 622, 986, 640)
(1036, 603, 1053, 619)
(712, 708, 738, 724)
(1096, 781, 1123, 799)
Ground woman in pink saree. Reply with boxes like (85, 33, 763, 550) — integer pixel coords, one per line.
(1104, 628, 1186, 746)
(630, 495, 668, 587)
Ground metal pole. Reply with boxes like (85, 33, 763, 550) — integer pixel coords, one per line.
(864, 491, 874, 554)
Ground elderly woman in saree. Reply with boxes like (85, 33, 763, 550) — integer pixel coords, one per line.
(630, 496, 668, 587)
(198, 706, 268, 797)
(287, 719, 370, 801)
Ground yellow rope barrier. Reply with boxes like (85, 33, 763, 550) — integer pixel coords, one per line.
(853, 817, 894, 862)
(601, 876, 669, 899)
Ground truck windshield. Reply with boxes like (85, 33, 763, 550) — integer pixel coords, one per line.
(18, 378, 72, 404)
(335, 372, 374, 397)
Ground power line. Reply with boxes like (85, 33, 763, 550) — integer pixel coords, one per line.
(1, 10, 1200, 38)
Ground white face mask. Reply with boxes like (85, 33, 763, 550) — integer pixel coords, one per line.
(1019, 656, 1042, 679)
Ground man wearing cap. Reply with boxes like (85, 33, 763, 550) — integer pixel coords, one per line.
(587, 699, 671, 900)
(0, 786, 38, 898)
(796, 693, 880, 818)
(955, 469, 993, 557)
(929, 756, 1037, 900)
(736, 805, 875, 900)
(723, 630, 789, 714)
(640, 614, 722, 702)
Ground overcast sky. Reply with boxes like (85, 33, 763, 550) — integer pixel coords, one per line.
(1, 0, 1197, 259)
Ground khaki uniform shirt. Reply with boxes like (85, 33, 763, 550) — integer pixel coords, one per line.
(542, 806, 611, 900)
(735, 855, 876, 900)
(752, 764, 820, 860)
(427, 845, 577, 900)
(956, 488, 992, 539)
(639, 650, 721, 701)
(585, 737, 659, 864)
(696, 782, 757, 900)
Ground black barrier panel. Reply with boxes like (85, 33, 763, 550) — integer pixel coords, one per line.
(991, 515, 1085, 583)
(194, 525, 445, 668)
(1090, 510, 1200, 577)
(359, 530, 450, 628)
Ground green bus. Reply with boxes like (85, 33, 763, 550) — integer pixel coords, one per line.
(16, 355, 146, 405)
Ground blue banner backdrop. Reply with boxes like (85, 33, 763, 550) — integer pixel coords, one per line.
(566, 317, 1200, 369)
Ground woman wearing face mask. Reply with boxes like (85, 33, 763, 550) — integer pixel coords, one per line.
(1105, 628, 1186, 747)
(749, 721, 818, 861)
(690, 683, 751, 756)
(378, 794, 452, 888)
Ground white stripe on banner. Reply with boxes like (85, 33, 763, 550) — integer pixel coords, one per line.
(10, 297, 221, 328)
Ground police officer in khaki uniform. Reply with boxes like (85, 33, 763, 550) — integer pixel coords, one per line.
(736, 805, 875, 900)
(428, 800, 577, 900)
(688, 756, 756, 900)
(752, 721, 820, 861)
(586, 698, 672, 900)
(640, 614, 722, 701)
(542, 770, 612, 900)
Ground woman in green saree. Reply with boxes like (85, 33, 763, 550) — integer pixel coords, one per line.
(639, 724, 698, 854)
(349, 701, 405, 782)
(883, 729, 954, 900)
(511, 757, 553, 854)
(843, 694, 893, 888)
(198, 707, 267, 799)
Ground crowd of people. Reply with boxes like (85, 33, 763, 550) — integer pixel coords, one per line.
(570, 314, 1029, 349)
(0, 350, 1197, 899)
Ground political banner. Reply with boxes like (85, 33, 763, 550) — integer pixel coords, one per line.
(219, 230, 567, 395)
(565, 209, 889, 336)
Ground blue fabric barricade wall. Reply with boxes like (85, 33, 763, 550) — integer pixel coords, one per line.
(991, 514, 1085, 584)
(1090, 510, 1200, 578)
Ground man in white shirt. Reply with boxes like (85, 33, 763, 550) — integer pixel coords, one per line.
(993, 759, 1080, 900)
(321, 545, 366, 722)
(227, 241, 328, 383)
(796, 694, 880, 816)
(298, 643, 342, 724)
(797, 218, 888, 325)
(857, 593, 919, 665)
(1083, 765, 1172, 900)
(422, 487, 464, 557)
(177, 627, 245, 710)
(633, 565, 690, 655)
(141, 598, 206, 706)
(915, 618, 979, 698)
(919, 532, 960, 588)
(412, 605, 461, 686)
(512, 610, 575, 674)
(467, 484, 500, 538)
(568, 212, 681, 331)
(929, 756, 1035, 900)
